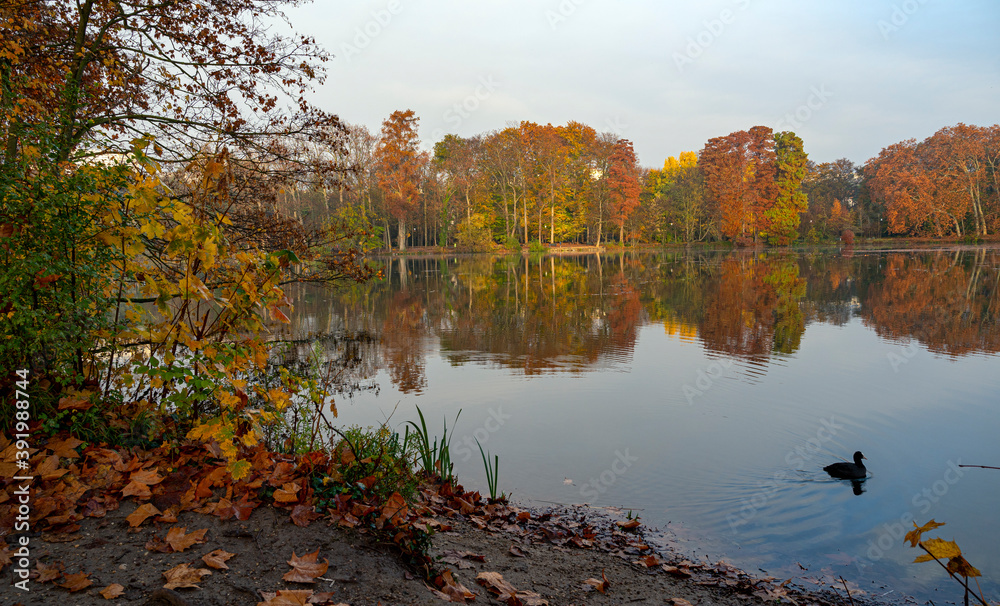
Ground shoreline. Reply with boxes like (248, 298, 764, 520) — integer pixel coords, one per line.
(6, 491, 879, 606)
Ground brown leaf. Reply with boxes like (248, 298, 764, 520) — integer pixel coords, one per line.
(290, 504, 321, 527)
(258, 590, 314, 605)
(46, 436, 85, 459)
(508, 544, 528, 558)
(476, 571, 517, 598)
(662, 565, 692, 578)
(126, 503, 162, 527)
(273, 482, 301, 503)
(438, 569, 477, 603)
(35, 560, 65, 583)
(57, 571, 92, 592)
(441, 550, 486, 569)
(582, 570, 610, 593)
(947, 555, 982, 578)
(635, 554, 661, 568)
(282, 550, 329, 584)
(57, 395, 92, 411)
(100, 583, 126, 599)
(203, 549, 236, 570)
(162, 563, 212, 589)
(165, 527, 208, 552)
(668, 599, 694, 606)
(616, 519, 641, 531)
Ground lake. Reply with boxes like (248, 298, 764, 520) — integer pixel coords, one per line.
(280, 247, 1000, 604)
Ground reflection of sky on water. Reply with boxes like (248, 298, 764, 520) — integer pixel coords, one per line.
(301, 250, 1000, 604)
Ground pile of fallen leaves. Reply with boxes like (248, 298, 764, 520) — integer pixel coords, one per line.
(1, 431, 854, 605)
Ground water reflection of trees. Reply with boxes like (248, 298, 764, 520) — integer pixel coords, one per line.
(282, 248, 1000, 393)
(858, 249, 1000, 356)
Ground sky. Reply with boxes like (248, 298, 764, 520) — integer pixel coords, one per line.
(285, 0, 999, 167)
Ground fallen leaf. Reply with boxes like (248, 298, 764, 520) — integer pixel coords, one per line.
(46, 436, 85, 459)
(100, 583, 126, 599)
(508, 544, 528, 558)
(203, 549, 236, 570)
(57, 395, 91, 410)
(257, 589, 314, 605)
(282, 550, 329, 584)
(476, 571, 517, 598)
(662, 565, 692, 578)
(290, 504, 321, 527)
(617, 519, 641, 531)
(57, 571, 92, 592)
(35, 560, 65, 583)
(635, 554, 661, 568)
(438, 569, 477, 602)
(162, 563, 212, 589)
(668, 599, 693, 606)
(165, 527, 208, 552)
(582, 570, 610, 594)
(126, 503, 162, 527)
(441, 550, 486, 569)
(273, 482, 301, 503)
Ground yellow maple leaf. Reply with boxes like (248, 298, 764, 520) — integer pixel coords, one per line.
(914, 538, 962, 563)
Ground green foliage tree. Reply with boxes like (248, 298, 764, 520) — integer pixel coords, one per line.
(766, 131, 809, 245)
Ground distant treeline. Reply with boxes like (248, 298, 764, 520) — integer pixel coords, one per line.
(271, 115, 1000, 249)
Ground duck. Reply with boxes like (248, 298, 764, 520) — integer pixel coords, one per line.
(824, 451, 867, 480)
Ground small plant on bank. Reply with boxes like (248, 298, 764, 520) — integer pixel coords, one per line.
(528, 240, 546, 255)
(407, 406, 461, 483)
(504, 234, 521, 251)
(906, 520, 988, 606)
(476, 439, 503, 502)
(315, 423, 417, 503)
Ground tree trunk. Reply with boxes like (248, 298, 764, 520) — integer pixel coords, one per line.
(398, 216, 407, 251)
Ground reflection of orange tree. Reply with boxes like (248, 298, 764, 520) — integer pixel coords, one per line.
(860, 250, 1000, 356)
(382, 289, 428, 394)
(699, 255, 806, 357)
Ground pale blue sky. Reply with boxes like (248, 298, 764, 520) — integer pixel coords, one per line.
(287, 0, 999, 167)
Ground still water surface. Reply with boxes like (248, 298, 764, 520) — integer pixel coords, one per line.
(284, 248, 1000, 604)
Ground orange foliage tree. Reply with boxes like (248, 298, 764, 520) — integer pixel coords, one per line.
(700, 126, 777, 243)
(375, 110, 424, 251)
(607, 139, 641, 244)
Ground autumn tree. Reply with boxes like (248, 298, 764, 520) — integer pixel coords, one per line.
(607, 139, 641, 244)
(864, 140, 961, 236)
(765, 131, 809, 245)
(375, 110, 424, 251)
(655, 152, 705, 243)
(701, 126, 776, 243)
(1, 0, 343, 171)
(802, 159, 860, 237)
